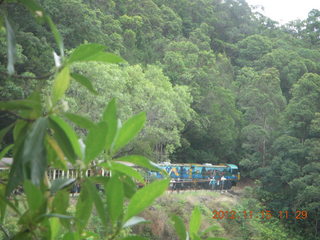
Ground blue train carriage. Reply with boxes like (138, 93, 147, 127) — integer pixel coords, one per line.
(225, 163, 240, 186)
(148, 162, 240, 190)
(195, 163, 240, 190)
(205, 163, 240, 189)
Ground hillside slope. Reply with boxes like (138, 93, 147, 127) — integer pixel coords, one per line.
(132, 184, 302, 240)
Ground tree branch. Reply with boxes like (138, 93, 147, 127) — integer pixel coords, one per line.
(113, 147, 134, 159)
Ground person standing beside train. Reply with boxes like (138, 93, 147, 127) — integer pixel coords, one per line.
(221, 175, 226, 192)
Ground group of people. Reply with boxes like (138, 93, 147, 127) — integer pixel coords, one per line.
(209, 172, 232, 191)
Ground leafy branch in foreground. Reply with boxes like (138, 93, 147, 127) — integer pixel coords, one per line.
(0, 0, 224, 239)
(0, 0, 169, 239)
(172, 206, 226, 240)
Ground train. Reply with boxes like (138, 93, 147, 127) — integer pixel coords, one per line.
(1, 158, 240, 191)
(149, 162, 240, 191)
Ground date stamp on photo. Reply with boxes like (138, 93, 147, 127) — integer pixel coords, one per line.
(212, 210, 308, 220)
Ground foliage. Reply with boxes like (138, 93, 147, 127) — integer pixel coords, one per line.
(237, 67, 286, 170)
(226, 190, 303, 240)
(66, 63, 193, 162)
(1, 0, 320, 238)
(0, 1, 171, 239)
(171, 206, 226, 240)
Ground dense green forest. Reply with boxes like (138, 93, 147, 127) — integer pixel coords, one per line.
(1, 0, 320, 239)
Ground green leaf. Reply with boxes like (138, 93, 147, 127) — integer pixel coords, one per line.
(189, 206, 201, 237)
(0, 99, 41, 111)
(67, 44, 105, 63)
(122, 175, 137, 199)
(200, 225, 221, 237)
(125, 179, 169, 221)
(6, 147, 24, 196)
(75, 181, 93, 232)
(52, 191, 70, 229)
(64, 112, 94, 129)
(115, 155, 162, 172)
(23, 180, 43, 212)
(106, 175, 124, 223)
(5, 16, 16, 75)
(90, 176, 109, 186)
(67, 43, 122, 64)
(6, 120, 31, 195)
(0, 185, 7, 223)
(84, 121, 108, 164)
(86, 180, 107, 226)
(62, 232, 80, 240)
(71, 73, 97, 94)
(49, 115, 82, 163)
(52, 67, 70, 104)
(0, 124, 14, 143)
(0, 124, 13, 144)
(101, 162, 144, 183)
(83, 52, 123, 63)
(49, 217, 60, 240)
(171, 215, 187, 240)
(13, 120, 29, 141)
(6, 130, 29, 197)
(112, 112, 146, 154)
(123, 216, 148, 228)
(192, 236, 201, 240)
(53, 190, 69, 213)
(102, 99, 117, 152)
(50, 178, 75, 195)
(0, 144, 13, 160)
(24, 91, 42, 118)
(45, 16, 64, 57)
(46, 136, 67, 169)
(22, 117, 48, 186)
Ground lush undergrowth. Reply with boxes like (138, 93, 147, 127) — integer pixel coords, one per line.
(0, 187, 307, 240)
(131, 188, 303, 240)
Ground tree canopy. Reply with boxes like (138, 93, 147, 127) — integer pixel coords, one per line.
(1, 0, 320, 238)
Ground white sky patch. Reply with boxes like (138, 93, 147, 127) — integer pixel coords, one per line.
(246, 0, 320, 24)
